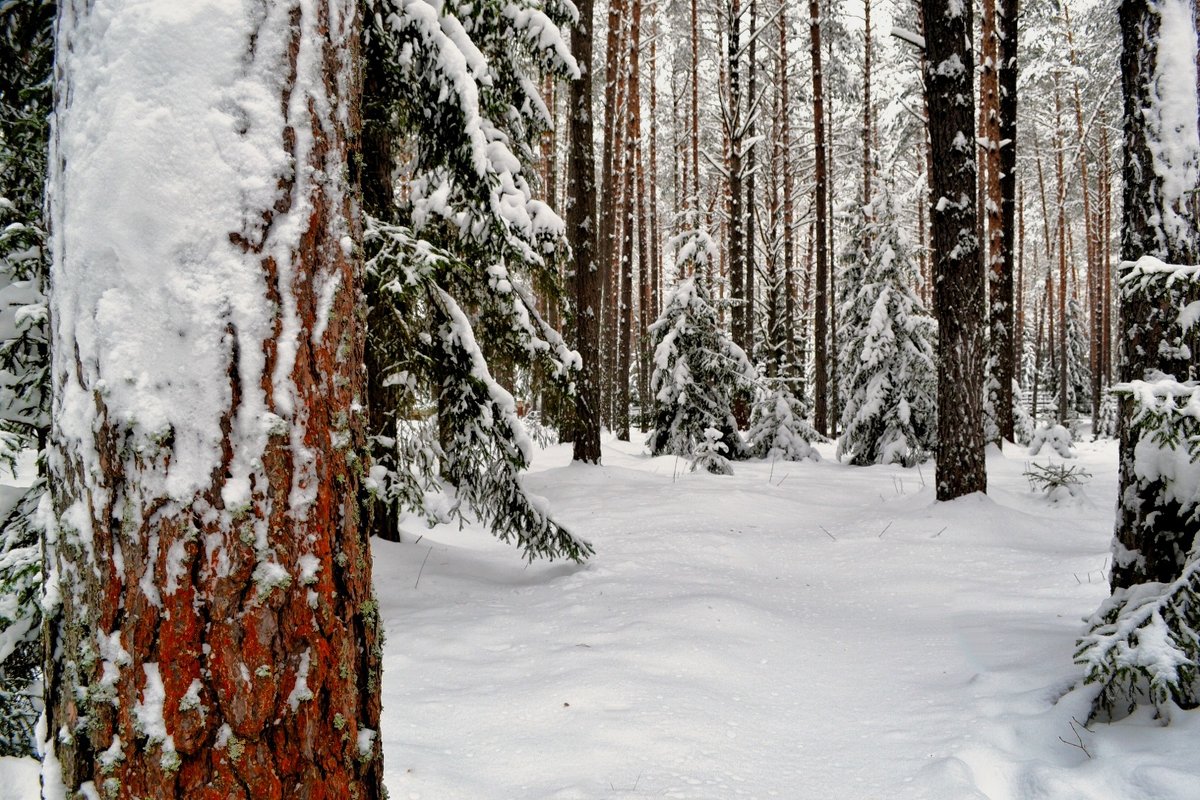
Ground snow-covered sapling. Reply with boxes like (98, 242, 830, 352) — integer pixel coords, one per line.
(1028, 424, 1077, 458)
(746, 381, 821, 462)
(1023, 462, 1091, 500)
(690, 427, 734, 475)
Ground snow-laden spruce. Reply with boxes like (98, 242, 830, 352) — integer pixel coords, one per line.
(647, 231, 754, 465)
(746, 381, 822, 462)
(835, 189, 937, 467)
(362, 0, 587, 559)
(365, 221, 590, 561)
(0, 0, 53, 757)
(1028, 424, 1076, 459)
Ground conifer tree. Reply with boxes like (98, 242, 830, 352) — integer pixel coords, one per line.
(746, 381, 822, 462)
(360, 0, 590, 560)
(647, 231, 754, 461)
(836, 190, 938, 467)
(0, 0, 53, 756)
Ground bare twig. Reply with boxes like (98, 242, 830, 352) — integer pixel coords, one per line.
(931, 526, 948, 538)
(1058, 717, 1092, 759)
(818, 525, 837, 541)
(878, 521, 893, 538)
(414, 545, 434, 589)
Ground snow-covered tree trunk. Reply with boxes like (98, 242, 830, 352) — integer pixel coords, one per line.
(44, 2, 382, 796)
(1111, 0, 1200, 589)
(923, 0, 987, 499)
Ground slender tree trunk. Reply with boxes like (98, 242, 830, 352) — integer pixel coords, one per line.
(1054, 79, 1070, 425)
(569, 0, 602, 463)
(745, 0, 759, 360)
(727, 0, 748, 358)
(922, 0, 987, 499)
(862, 0, 873, 206)
(616, 0, 643, 441)
(44, 4, 382, 796)
(363, 37, 402, 543)
(691, 0, 702, 217)
(810, 0, 830, 435)
(983, 0, 1015, 442)
(780, 1, 797, 379)
(1101, 124, 1114, 388)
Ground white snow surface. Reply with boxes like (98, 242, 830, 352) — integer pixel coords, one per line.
(7, 436, 1200, 797)
(370, 435, 1200, 799)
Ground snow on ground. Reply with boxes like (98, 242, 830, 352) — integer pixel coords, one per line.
(3, 435, 1196, 799)
(377, 434, 1200, 800)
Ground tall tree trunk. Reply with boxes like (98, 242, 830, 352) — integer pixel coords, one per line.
(691, 0, 702, 217)
(727, 0, 748, 359)
(862, 0, 873, 206)
(780, 1, 798, 380)
(1111, 0, 1200, 589)
(569, 0, 602, 464)
(810, 0, 830, 435)
(363, 34, 402, 542)
(922, 0, 987, 499)
(1062, 2, 1099, 426)
(43, 3, 382, 796)
(616, 0, 643, 442)
(983, 0, 1014, 443)
(745, 0, 759, 360)
(1054, 79, 1070, 425)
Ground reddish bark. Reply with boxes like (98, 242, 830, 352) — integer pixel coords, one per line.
(45, 5, 381, 797)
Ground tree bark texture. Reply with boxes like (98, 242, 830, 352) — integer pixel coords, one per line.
(44, 2, 382, 797)
(1111, 0, 1200, 589)
(922, 0, 987, 500)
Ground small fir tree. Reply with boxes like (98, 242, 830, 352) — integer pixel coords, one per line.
(691, 427, 735, 475)
(835, 190, 938, 467)
(647, 231, 754, 461)
(746, 381, 823, 462)
(0, 0, 53, 756)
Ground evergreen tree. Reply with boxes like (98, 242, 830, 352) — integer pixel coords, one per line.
(835, 190, 938, 467)
(746, 381, 822, 462)
(647, 231, 754, 461)
(361, 0, 589, 560)
(0, 0, 53, 757)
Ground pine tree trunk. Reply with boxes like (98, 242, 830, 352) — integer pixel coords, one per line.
(1054, 81, 1069, 425)
(691, 0, 702, 217)
(982, 0, 1014, 443)
(922, 0, 987, 500)
(727, 0, 747, 359)
(744, 0, 759, 360)
(362, 36, 402, 543)
(1111, 0, 1200, 589)
(569, 0, 602, 464)
(616, 0, 642, 442)
(43, 4, 382, 796)
(810, 0, 830, 436)
(779, 3, 797, 379)
(862, 0, 873, 207)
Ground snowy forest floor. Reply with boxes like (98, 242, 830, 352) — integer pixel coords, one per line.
(4, 435, 1200, 799)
